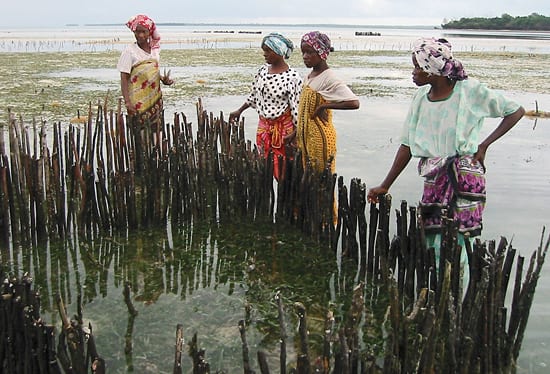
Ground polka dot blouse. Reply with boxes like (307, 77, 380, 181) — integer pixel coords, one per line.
(246, 64, 303, 125)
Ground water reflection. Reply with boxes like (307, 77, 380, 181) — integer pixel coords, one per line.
(4, 218, 361, 372)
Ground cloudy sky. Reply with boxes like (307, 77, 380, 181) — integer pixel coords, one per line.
(3, 0, 549, 28)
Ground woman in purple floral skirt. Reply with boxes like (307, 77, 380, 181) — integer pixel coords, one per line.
(367, 37, 524, 265)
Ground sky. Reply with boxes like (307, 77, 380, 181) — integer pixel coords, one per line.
(3, 0, 550, 28)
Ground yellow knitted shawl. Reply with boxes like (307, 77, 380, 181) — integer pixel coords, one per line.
(296, 85, 336, 172)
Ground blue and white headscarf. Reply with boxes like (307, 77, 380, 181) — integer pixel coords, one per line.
(262, 32, 294, 59)
(413, 37, 467, 81)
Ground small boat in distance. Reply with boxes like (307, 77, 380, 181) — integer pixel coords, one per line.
(355, 31, 381, 36)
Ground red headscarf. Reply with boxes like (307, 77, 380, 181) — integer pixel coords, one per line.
(126, 14, 161, 50)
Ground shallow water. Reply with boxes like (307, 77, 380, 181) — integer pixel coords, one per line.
(6, 220, 366, 373)
(1, 27, 549, 372)
(194, 97, 550, 373)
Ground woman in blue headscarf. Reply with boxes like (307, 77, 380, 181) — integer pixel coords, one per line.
(229, 32, 302, 180)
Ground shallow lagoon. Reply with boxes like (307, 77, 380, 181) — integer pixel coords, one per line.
(1, 26, 549, 372)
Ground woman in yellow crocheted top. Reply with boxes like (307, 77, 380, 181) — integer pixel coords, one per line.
(297, 31, 360, 173)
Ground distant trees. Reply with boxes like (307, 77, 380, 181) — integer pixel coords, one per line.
(441, 13, 550, 30)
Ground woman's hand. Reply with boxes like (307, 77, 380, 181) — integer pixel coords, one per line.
(312, 105, 328, 122)
(161, 69, 174, 86)
(284, 129, 297, 148)
(125, 102, 136, 116)
(283, 129, 296, 142)
(162, 77, 174, 85)
(473, 143, 488, 166)
(229, 103, 249, 123)
(367, 186, 389, 204)
(228, 110, 241, 123)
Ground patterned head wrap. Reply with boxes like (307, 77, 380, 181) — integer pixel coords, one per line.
(301, 31, 331, 60)
(126, 14, 161, 50)
(262, 32, 294, 59)
(412, 37, 467, 81)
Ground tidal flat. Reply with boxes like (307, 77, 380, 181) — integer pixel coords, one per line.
(1, 48, 549, 124)
(1, 43, 550, 373)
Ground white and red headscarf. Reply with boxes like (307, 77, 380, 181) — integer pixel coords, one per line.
(126, 14, 161, 50)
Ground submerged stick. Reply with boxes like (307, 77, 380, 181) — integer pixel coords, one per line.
(173, 324, 184, 374)
(239, 319, 255, 374)
(295, 302, 311, 374)
(275, 291, 287, 374)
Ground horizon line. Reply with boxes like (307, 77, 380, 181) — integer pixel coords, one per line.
(77, 22, 439, 29)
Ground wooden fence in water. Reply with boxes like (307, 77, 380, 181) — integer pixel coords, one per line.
(0, 99, 340, 246)
(0, 102, 547, 373)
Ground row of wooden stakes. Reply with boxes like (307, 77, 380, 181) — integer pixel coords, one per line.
(0, 101, 547, 372)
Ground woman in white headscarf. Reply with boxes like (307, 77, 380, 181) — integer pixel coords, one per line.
(368, 37, 524, 264)
(229, 32, 302, 180)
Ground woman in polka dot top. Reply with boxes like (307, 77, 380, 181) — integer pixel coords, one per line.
(229, 32, 302, 180)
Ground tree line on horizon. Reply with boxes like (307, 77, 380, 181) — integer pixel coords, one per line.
(441, 13, 550, 31)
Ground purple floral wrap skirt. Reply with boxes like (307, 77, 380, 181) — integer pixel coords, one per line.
(418, 155, 486, 236)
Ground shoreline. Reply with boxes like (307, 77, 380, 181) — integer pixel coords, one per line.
(2, 25, 550, 54)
